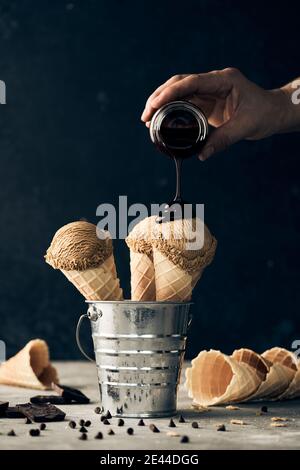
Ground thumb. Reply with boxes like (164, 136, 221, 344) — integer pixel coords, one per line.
(198, 119, 245, 161)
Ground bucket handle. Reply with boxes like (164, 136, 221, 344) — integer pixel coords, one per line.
(76, 310, 101, 362)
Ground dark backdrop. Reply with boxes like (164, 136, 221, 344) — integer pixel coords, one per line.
(0, 0, 299, 359)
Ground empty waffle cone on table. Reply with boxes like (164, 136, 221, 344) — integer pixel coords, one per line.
(45, 221, 123, 301)
(185, 347, 300, 406)
(0, 339, 58, 390)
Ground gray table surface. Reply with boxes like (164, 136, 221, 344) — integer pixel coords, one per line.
(0, 361, 300, 450)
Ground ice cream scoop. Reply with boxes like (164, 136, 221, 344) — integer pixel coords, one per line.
(126, 216, 217, 301)
(45, 221, 123, 301)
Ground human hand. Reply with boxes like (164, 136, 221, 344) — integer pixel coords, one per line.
(141, 68, 289, 160)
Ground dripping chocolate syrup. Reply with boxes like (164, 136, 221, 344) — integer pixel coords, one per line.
(149, 101, 208, 223)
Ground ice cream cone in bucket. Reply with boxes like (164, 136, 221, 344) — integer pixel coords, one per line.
(0, 339, 58, 390)
(128, 251, 156, 301)
(126, 217, 156, 300)
(126, 216, 217, 301)
(45, 221, 123, 301)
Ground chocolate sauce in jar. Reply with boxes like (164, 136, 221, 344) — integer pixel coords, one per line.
(150, 101, 208, 222)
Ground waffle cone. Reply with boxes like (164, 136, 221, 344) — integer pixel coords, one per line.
(0, 339, 58, 390)
(185, 350, 261, 406)
(232, 348, 269, 382)
(62, 254, 123, 301)
(153, 249, 196, 301)
(280, 364, 300, 399)
(248, 348, 297, 401)
(129, 251, 155, 301)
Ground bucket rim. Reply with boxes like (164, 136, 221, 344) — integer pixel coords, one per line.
(85, 300, 193, 306)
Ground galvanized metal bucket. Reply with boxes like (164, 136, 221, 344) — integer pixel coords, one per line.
(76, 300, 192, 418)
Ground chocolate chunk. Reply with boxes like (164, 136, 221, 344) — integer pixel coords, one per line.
(94, 407, 101, 414)
(79, 426, 87, 433)
(5, 407, 25, 418)
(138, 419, 145, 426)
(168, 419, 176, 428)
(149, 424, 160, 433)
(118, 418, 125, 427)
(29, 429, 40, 437)
(30, 395, 65, 405)
(108, 429, 115, 435)
(40, 423, 46, 430)
(178, 415, 186, 423)
(79, 419, 85, 426)
(0, 401, 9, 417)
(103, 419, 110, 425)
(53, 384, 90, 404)
(180, 435, 189, 443)
(217, 424, 226, 432)
(79, 433, 87, 440)
(95, 432, 103, 439)
(127, 427, 134, 435)
(191, 421, 199, 429)
(25, 417, 32, 424)
(84, 420, 91, 427)
(7, 430, 16, 436)
(17, 403, 65, 422)
(105, 410, 112, 419)
(69, 421, 76, 429)
(261, 406, 268, 413)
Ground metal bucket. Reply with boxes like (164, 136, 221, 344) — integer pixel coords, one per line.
(76, 300, 192, 418)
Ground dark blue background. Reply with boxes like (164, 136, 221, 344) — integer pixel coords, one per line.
(0, 0, 299, 359)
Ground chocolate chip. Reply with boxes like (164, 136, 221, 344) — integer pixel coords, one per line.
(127, 427, 134, 435)
(69, 420, 76, 429)
(191, 421, 198, 429)
(40, 423, 46, 430)
(84, 420, 91, 427)
(108, 429, 115, 435)
(217, 424, 226, 432)
(95, 432, 103, 439)
(94, 407, 101, 414)
(149, 424, 160, 433)
(178, 415, 186, 423)
(138, 419, 145, 426)
(79, 433, 87, 440)
(103, 419, 110, 425)
(105, 411, 112, 419)
(116, 406, 123, 414)
(25, 417, 32, 424)
(261, 406, 268, 413)
(79, 426, 87, 433)
(100, 415, 106, 422)
(180, 435, 189, 443)
(7, 430, 16, 436)
(118, 418, 125, 427)
(29, 429, 40, 436)
(168, 419, 176, 428)
(79, 419, 85, 426)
